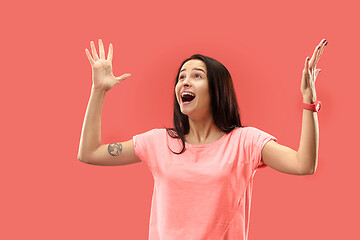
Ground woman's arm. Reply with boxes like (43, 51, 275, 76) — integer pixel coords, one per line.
(77, 39, 133, 164)
(77, 87, 106, 161)
(297, 39, 327, 174)
(297, 95, 319, 174)
(261, 39, 327, 175)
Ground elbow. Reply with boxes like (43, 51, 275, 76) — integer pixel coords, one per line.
(304, 165, 316, 175)
(306, 169, 315, 175)
(308, 159, 318, 175)
(78, 151, 97, 165)
(309, 166, 317, 175)
(77, 155, 89, 164)
(297, 154, 317, 175)
(299, 168, 314, 175)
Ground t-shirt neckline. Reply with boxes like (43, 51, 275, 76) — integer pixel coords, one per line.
(184, 130, 232, 148)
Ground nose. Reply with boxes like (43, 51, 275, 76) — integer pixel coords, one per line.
(181, 76, 192, 87)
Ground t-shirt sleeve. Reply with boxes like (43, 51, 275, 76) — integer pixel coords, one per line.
(245, 127, 277, 171)
(132, 128, 161, 169)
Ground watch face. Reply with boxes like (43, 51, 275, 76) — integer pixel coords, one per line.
(316, 102, 321, 111)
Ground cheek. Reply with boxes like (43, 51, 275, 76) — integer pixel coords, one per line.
(175, 86, 180, 100)
(200, 89, 211, 106)
(200, 86, 210, 98)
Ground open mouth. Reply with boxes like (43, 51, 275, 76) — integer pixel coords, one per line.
(181, 92, 196, 104)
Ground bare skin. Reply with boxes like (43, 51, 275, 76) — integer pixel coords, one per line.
(78, 39, 135, 164)
(175, 59, 225, 145)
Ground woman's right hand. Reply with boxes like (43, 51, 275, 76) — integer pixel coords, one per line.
(85, 39, 131, 92)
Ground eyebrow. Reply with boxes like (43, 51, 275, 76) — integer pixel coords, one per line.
(180, 68, 206, 74)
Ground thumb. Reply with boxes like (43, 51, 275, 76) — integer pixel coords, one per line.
(116, 73, 132, 81)
(315, 69, 321, 79)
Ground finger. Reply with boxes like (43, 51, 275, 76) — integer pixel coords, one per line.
(309, 43, 321, 69)
(315, 69, 321, 79)
(314, 39, 327, 66)
(85, 48, 95, 65)
(116, 73, 132, 81)
(90, 41, 100, 61)
(304, 56, 310, 70)
(302, 57, 310, 86)
(315, 41, 327, 66)
(310, 39, 326, 68)
(107, 43, 113, 62)
(320, 41, 327, 56)
(99, 39, 106, 59)
(314, 39, 325, 66)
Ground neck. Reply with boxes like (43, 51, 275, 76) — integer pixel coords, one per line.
(186, 116, 222, 144)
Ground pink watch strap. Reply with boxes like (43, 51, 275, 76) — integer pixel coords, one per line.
(303, 100, 321, 112)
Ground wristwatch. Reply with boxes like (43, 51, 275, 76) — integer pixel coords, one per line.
(303, 100, 321, 112)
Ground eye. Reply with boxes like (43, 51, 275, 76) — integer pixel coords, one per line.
(178, 73, 202, 80)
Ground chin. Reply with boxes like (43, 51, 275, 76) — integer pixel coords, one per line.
(178, 99, 198, 117)
(180, 109, 190, 116)
(180, 107, 194, 116)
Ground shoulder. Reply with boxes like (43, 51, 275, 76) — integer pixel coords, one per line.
(241, 126, 270, 136)
(142, 128, 164, 134)
(133, 128, 164, 140)
(242, 126, 261, 132)
(238, 126, 277, 146)
(230, 126, 260, 137)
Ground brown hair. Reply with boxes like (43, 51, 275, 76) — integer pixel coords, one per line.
(164, 54, 246, 154)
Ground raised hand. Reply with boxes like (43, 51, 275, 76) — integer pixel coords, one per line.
(85, 39, 131, 92)
(301, 39, 328, 102)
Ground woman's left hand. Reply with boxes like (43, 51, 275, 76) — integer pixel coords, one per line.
(301, 39, 328, 103)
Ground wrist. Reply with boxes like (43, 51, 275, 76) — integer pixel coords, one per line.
(302, 99, 321, 112)
(91, 85, 107, 95)
(303, 95, 315, 104)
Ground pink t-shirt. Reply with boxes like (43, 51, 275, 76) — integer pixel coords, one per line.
(133, 126, 277, 240)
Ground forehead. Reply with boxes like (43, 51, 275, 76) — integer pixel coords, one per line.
(180, 59, 207, 73)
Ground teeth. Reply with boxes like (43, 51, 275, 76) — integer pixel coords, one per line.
(181, 92, 195, 97)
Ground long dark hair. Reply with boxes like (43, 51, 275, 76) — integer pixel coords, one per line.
(165, 54, 245, 154)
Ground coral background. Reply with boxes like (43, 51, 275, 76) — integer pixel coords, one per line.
(1, 0, 358, 239)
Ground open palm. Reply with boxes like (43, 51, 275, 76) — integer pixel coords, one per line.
(301, 39, 327, 101)
(85, 39, 131, 92)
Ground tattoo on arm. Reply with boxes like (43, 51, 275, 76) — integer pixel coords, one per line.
(108, 143, 123, 156)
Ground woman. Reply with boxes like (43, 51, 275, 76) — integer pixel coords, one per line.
(78, 39, 327, 239)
